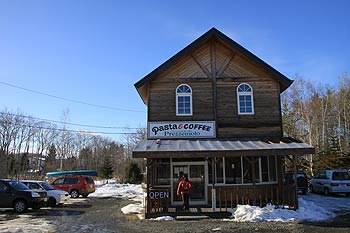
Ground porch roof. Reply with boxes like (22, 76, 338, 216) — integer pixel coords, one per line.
(132, 137, 315, 158)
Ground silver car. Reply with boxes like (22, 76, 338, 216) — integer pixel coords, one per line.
(310, 170, 350, 196)
(21, 180, 70, 207)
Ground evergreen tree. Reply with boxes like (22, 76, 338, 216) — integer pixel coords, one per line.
(45, 144, 57, 172)
(125, 161, 143, 184)
(100, 156, 114, 183)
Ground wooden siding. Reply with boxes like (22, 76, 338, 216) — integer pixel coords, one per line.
(147, 39, 282, 138)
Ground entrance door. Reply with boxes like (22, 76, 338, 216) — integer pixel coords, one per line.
(171, 162, 207, 205)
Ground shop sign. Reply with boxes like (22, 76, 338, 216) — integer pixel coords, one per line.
(148, 121, 216, 139)
(148, 191, 169, 199)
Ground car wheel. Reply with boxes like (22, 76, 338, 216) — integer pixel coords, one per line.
(82, 194, 89, 198)
(48, 197, 56, 207)
(324, 187, 330, 196)
(70, 190, 79, 198)
(13, 200, 27, 213)
(309, 185, 314, 193)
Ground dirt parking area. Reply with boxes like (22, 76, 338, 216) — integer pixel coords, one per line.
(0, 195, 350, 233)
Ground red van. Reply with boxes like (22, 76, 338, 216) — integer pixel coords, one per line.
(51, 175, 95, 198)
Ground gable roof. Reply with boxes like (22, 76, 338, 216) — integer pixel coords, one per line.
(134, 27, 293, 103)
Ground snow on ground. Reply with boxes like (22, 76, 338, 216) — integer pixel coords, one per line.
(227, 193, 350, 222)
(150, 216, 175, 221)
(228, 198, 335, 222)
(0, 213, 57, 233)
(302, 193, 350, 212)
(92, 180, 144, 218)
(91, 180, 143, 202)
(93, 181, 350, 222)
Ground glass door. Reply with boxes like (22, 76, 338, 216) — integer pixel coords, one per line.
(171, 162, 207, 205)
(189, 165, 205, 202)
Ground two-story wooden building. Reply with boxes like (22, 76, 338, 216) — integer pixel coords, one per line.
(132, 28, 314, 218)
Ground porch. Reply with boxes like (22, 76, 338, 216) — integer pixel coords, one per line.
(133, 138, 314, 219)
(145, 181, 298, 219)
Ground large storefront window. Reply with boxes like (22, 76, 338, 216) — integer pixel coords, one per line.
(209, 156, 278, 185)
(242, 158, 253, 183)
(269, 156, 277, 181)
(225, 157, 242, 184)
(154, 159, 170, 185)
(208, 157, 224, 184)
(216, 158, 224, 183)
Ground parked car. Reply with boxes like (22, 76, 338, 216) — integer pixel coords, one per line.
(0, 179, 47, 213)
(285, 172, 309, 195)
(310, 170, 350, 196)
(21, 180, 70, 207)
(50, 175, 95, 198)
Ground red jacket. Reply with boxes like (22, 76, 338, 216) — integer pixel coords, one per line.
(177, 179, 192, 195)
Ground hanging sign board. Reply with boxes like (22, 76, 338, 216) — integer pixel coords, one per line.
(148, 121, 216, 139)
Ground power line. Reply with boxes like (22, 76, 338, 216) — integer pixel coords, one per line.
(2, 121, 139, 135)
(0, 112, 140, 130)
(0, 80, 146, 113)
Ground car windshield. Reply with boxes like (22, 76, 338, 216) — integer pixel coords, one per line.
(39, 182, 55, 190)
(332, 172, 350, 180)
(8, 181, 29, 190)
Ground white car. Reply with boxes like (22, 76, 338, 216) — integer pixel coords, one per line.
(310, 170, 350, 196)
(21, 180, 70, 207)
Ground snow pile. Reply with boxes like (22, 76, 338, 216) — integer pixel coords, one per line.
(90, 180, 143, 202)
(229, 198, 335, 222)
(121, 203, 144, 215)
(150, 216, 175, 221)
(92, 180, 144, 218)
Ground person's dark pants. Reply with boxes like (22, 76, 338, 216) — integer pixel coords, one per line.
(182, 193, 190, 211)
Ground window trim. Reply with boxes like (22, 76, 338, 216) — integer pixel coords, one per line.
(176, 84, 193, 116)
(237, 83, 254, 115)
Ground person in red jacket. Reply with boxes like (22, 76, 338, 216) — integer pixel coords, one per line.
(177, 174, 192, 211)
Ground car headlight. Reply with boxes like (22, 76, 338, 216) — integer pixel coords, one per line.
(31, 192, 41, 198)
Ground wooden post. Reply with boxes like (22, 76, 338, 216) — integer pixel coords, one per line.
(252, 157, 256, 205)
(293, 155, 299, 209)
(212, 157, 216, 211)
(146, 159, 151, 215)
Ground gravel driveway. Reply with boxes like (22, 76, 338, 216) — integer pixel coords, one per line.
(0, 195, 350, 233)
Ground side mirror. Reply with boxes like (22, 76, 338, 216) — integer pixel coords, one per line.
(4, 186, 11, 193)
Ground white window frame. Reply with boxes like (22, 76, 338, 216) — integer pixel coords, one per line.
(237, 83, 254, 115)
(176, 84, 193, 116)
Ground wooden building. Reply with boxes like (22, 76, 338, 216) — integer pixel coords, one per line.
(132, 28, 314, 218)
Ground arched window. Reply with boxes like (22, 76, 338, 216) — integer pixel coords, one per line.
(237, 83, 254, 114)
(176, 84, 192, 116)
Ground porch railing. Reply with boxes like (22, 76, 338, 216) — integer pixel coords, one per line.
(145, 183, 297, 218)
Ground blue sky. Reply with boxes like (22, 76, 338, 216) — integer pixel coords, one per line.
(0, 0, 349, 141)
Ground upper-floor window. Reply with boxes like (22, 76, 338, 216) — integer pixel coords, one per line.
(237, 83, 254, 114)
(176, 84, 192, 116)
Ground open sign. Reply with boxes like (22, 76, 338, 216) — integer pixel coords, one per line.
(148, 191, 169, 199)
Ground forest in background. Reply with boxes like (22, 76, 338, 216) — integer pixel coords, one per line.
(0, 108, 146, 180)
(282, 73, 350, 175)
(1, 73, 349, 179)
